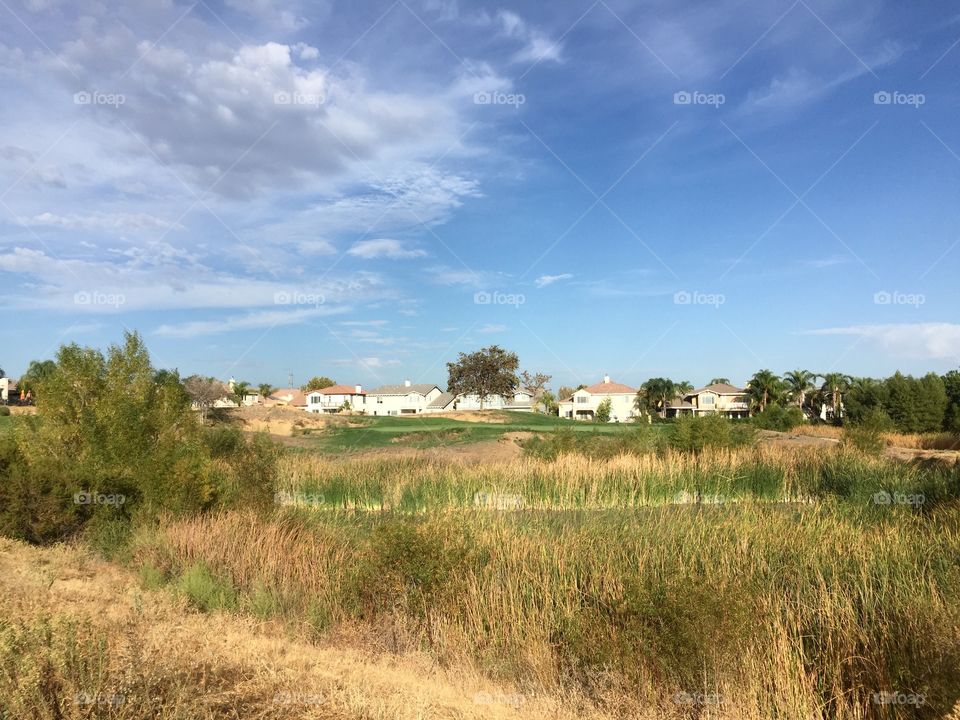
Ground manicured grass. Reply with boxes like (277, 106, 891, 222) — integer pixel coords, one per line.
(299, 410, 665, 453)
(0, 415, 11, 437)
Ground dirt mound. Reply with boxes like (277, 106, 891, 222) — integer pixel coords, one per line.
(434, 410, 514, 424)
(225, 404, 342, 437)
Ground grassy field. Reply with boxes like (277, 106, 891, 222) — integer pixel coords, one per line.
(118, 446, 960, 720)
(295, 410, 665, 453)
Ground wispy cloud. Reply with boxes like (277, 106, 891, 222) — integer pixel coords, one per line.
(155, 306, 350, 338)
(348, 238, 427, 259)
(804, 323, 960, 360)
(478, 323, 507, 333)
(535, 273, 573, 288)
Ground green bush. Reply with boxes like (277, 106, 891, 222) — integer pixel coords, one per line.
(843, 408, 892, 455)
(752, 405, 805, 431)
(1, 333, 284, 544)
(669, 414, 753, 452)
(178, 562, 237, 612)
(0, 405, 10, 416)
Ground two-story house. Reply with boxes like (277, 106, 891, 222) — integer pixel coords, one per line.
(558, 376, 638, 422)
(667, 382, 750, 419)
(366, 380, 443, 416)
(304, 384, 365, 413)
(425, 388, 536, 413)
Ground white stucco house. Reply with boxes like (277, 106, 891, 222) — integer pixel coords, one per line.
(558, 376, 638, 422)
(305, 384, 366, 413)
(666, 383, 750, 419)
(425, 388, 536, 413)
(367, 381, 443, 415)
(0, 377, 10, 403)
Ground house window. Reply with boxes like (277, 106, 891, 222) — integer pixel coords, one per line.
(702, 395, 715, 405)
(576, 396, 589, 404)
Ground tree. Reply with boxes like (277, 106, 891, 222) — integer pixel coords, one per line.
(845, 377, 888, 425)
(746, 370, 783, 414)
(540, 390, 558, 415)
(818, 372, 851, 423)
(446, 346, 519, 410)
(519, 370, 552, 412)
(257, 383, 274, 400)
(709, 377, 730, 385)
(184, 375, 226, 424)
(915, 372, 948, 433)
(639, 378, 676, 418)
(231, 380, 252, 406)
(301, 376, 335, 392)
(944, 370, 960, 432)
(18, 359, 57, 395)
(557, 385, 584, 402)
(783, 370, 816, 411)
(676, 380, 694, 396)
(595, 398, 612, 423)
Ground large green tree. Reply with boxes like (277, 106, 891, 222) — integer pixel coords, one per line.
(783, 369, 816, 411)
(18, 359, 57, 395)
(446, 346, 519, 410)
(818, 373, 851, 422)
(746, 370, 784, 413)
(638, 378, 676, 418)
(301, 376, 335, 392)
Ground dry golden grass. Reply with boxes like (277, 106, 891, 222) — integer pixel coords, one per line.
(793, 424, 960, 450)
(0, 537, 615, 720)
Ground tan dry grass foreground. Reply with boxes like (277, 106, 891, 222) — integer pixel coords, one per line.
(0, 538, 611, 720)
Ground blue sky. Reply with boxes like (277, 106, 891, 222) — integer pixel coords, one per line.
(1, 0, 958, 390)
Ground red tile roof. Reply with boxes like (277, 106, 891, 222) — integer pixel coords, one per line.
(312, 384, 365, 395)
(583, 379, 636, 394)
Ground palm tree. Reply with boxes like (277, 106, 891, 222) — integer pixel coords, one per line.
(641, 377, 676, 418)
(676, 380, 694, 396)
(746, 369, 783, 413)
(818, 372, 851, 422)
(19, 359, 57, 395)
(232, 380, 252, 406)
(709, 377, 730, 385)
(783, 369, 816, 410)
(258, 383, 273, 400)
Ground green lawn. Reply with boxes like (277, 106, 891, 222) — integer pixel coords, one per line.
(296, 411, 661, 453)
(0, 414, 12, 438)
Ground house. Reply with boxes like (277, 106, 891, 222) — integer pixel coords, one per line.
(666, 383, 750, 419)
(0, 377, 9, 403)
(558, 376, 638, 422)
(305, 384, 365, 414)
(366, 380, 443, 416)
(426, 388, 536, 413)
(266, 388, 308, 410)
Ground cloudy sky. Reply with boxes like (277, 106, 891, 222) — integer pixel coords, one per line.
(1, 0, 958, 388)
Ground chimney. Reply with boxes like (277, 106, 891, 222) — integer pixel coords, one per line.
(355, 384, 362, 394)
(603, 374, 610, 384)
(404, 379, 411, 387)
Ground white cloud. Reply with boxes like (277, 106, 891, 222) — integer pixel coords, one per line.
(805, 323, 960, 360)
(534, 273, 573, 288)
(18, 211, 184, 234)
(155, 305, 349, 338)
(496, 10, 563, 64)
(348, 238, 427, 259)
(478, 323, 506, 333)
